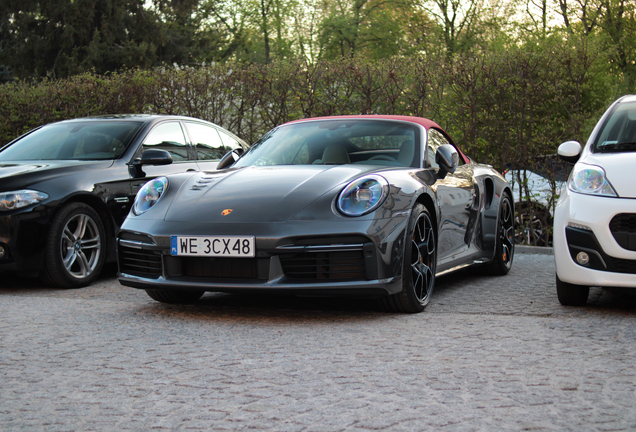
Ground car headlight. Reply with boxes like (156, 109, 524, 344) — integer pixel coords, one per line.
(568, 164, 617, 197)
(337, 175, 389, 216)
(0, 190, 49, 211)
(133, 177, 168, 216)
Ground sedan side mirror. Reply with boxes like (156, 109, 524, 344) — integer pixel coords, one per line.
(133, 149, 174, 166)
(557, 141, 582, 164)
(130, 149, 173, 178)
(217, 148, 244, 170)
(436, 144, 459, 179)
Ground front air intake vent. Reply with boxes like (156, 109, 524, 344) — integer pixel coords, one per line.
(118, 246, 162, 278)
(280, 251, 366, 280)
(610, 214, 636, 251)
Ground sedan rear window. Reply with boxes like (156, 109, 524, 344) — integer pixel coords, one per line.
(0, 121, 144, 161)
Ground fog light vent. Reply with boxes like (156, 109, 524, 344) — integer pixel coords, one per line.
(576, 251, 590, 266)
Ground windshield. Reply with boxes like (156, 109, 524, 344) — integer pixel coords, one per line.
(0, 121, 144, 161)
(234, 119, 420, 168)
(593, 101, 636, 153)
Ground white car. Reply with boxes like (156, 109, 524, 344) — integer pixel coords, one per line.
(554, 95, 636, 305)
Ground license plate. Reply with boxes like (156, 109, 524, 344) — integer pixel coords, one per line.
(170, 236, 255, 257)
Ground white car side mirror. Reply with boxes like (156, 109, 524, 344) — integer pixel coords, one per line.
(558, 141, 582, 163)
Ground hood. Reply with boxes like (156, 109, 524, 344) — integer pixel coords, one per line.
(164, 165, 376, 223)
(0, 160, 114, 191)
(581, 152, 636, 198)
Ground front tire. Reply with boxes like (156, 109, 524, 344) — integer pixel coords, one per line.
(483, 193, 514, 275)
(556, 275, 589, 306)
(41, 203, 106, 288)
(381, 204, 436, 313)
(146, 289, 205, 304)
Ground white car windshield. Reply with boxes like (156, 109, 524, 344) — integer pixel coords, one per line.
(594, 101, 636, 153)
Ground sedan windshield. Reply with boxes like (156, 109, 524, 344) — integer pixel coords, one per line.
(234, 119, 420, 168)
(593, 101, 636, 153)
(0, 121, 144, 161)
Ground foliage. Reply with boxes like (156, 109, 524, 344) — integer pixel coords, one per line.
(0, 46, 616, 166)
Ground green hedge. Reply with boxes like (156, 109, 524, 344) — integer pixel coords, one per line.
(0, 48, 618, 171)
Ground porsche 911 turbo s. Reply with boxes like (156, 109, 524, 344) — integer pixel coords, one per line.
(0, 115, 247, 288)
(117, 115, 514, 313)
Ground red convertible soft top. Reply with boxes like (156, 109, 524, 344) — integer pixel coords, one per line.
(286, 115, 470, 165)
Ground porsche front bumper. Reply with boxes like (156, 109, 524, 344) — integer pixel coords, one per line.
(117, 217, 409, 297)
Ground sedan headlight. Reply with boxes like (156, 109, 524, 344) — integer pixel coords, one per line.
(337, 175, 389, 216)
(0, 190, 49, 211)
(133, 177, 168, 216)
(568, 164, 617, 197)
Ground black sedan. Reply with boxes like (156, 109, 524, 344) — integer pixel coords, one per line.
(0, 115, 247, 288)
(117, 115, 514, 313)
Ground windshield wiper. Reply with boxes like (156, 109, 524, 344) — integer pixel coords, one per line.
(599, 140, 636, 147)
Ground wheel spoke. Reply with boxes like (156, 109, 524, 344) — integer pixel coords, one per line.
(80, 235, 101, 250)
(75, 250, 91, 277)
(62, 227, 75, 245)
(63, 249, 77, 271)
(75, 214, 89, 240)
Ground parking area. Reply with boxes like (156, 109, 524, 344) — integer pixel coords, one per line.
(2, 251, 636, 431)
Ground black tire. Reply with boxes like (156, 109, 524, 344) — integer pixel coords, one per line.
(145, 289, 205, 304)
(483, 193, 515, 275)
(40, 202, 106, 288)
(381, 204, 436, 313)
(556, 275, 589, 306)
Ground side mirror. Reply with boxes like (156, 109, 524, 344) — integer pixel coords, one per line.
(217, 148, 244, 170)
(436, 144, 459, 178)
(557, 141, 581, 164)
(133, 149, 173, 166)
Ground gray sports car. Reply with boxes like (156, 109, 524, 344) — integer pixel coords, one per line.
(117, 115, 514, 313)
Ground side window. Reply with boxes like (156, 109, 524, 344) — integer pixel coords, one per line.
(218, 130, 243, 151)
(142, 122, 190, 161)
(426, 128, 463, 168)
(185, 122, 226, 160)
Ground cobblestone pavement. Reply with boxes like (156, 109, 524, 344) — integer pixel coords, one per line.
(2, 252, 636, 432)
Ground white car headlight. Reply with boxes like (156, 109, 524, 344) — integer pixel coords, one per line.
(337, 175, 389, 216)
(133, 177, 168, 216)
(0, 190, 49, 211)
(568, 164, 617, 197)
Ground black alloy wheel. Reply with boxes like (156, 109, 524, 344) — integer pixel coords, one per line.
(515, 203, 551, 246)
(381, 204, 437, 313)
(483, 193, 515, 275)
(41, 202, 107, 288)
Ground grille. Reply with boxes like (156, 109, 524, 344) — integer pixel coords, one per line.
(182, 257, 258, 279)
(610, 214, 636, 233)
(609, 214, 636, 251)
(609, 257, 636, 274)
(280, 251, 366, 280)
(119, 246, 162, 278)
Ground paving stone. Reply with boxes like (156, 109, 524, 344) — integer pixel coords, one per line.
(2, 255, 636, 431)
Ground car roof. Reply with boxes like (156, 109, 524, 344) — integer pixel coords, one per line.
(53, 114, 209, 124)
(284, 115, 470, 164)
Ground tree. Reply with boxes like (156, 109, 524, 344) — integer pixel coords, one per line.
(318, 0, 429, 59)
(0, 0, 165, 79)
(421, 0, 483, 55)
